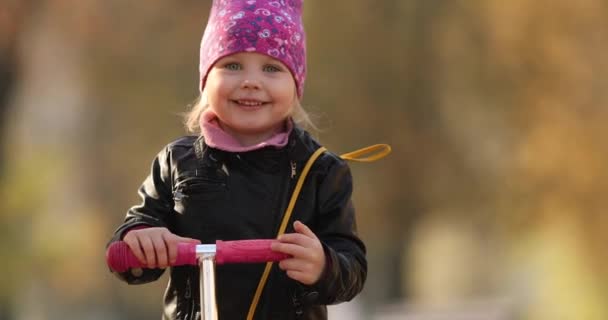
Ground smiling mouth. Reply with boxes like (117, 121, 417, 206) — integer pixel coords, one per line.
(232, 99, 268, 107)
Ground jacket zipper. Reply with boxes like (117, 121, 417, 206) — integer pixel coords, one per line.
(185, 277, 192, 299)
(290, 160, 297, 179)
(174, 178, 226, 201)
(246, 158, 294, 320)
(275, 159, 296, 236)
(183, 276, 193, 320)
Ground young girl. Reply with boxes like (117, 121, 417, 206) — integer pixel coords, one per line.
(108, 0, 367, 319)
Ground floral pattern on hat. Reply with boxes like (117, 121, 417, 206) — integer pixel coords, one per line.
(199, 0, 306, 97)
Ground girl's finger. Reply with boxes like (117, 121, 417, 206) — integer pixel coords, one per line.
(286, 270, 314, 285)
(153, 236, 169, 268)
(293, 221, 318, 239)
(124, 236, 146, 265)
(278, 258, 311, 272)
(271, 242, 313, 259)
(174, 235, 201, 244)
(162, 233, 179, 264)
(139, 236, 156, 268)
(277, 233, 313, 247)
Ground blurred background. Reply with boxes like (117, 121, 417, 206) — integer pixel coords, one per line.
(1, 0, 607, 319)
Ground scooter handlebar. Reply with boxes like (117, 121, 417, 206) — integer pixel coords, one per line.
(106, 239, 289, 273)
(215, 239, 289, 265)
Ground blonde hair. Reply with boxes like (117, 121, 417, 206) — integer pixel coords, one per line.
(184, 92, 317, 134)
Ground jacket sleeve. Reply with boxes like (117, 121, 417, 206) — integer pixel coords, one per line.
(106, 146, 175, 284)
(303, 156, 367, 305)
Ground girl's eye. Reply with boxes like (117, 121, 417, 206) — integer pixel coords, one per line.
(263, 64, 281, 72)
(224, 63, 241, 71)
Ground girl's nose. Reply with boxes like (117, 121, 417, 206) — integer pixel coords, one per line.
(241, 78, 261, 90)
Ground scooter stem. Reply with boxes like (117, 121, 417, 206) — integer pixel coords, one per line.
(199, 253, 217, 320)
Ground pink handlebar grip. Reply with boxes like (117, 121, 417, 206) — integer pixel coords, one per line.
(106, 239, 289, 272)
(215, 239, 290, 265)
(106, 241, 197, 273)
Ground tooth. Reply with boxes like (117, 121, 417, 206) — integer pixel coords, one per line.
(239, 100, 260, 106)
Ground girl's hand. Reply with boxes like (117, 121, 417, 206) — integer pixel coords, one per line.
(271, 221, 326, 285)
(123, 227, 200, 269)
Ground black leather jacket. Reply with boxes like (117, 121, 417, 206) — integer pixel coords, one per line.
(108, 126, 366, 320)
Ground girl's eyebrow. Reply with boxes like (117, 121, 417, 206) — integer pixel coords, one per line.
(261, 59, 285, 67)
(220, 57, 240, 63)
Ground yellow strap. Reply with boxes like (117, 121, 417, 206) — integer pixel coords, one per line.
(246, 142, 390, 319)
(339, 144, 391, 162)
(247, 147, 327, 320)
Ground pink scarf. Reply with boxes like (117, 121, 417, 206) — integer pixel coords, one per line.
(199, 109, 292, 152)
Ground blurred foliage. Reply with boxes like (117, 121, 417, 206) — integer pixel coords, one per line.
(0, 0, 607, 319)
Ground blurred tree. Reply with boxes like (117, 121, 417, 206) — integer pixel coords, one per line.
(0, 1, 32, 178)
(0, 2, 35, 319)
(404, 0, 608, 318)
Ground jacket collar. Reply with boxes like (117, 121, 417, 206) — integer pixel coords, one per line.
(194, 123, 321, 165)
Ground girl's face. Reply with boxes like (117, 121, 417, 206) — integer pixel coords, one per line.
(205, 52, 297, 145)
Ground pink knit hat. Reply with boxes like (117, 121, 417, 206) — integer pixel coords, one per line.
(199, 0, 307, 98)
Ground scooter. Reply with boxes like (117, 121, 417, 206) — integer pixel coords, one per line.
(106, 239, 288, 320)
